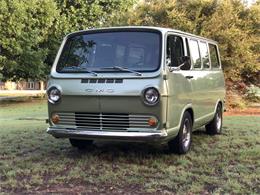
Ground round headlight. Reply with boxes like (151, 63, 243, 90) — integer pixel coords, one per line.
(143, 87, 160, 106)
(47, 87, 61, 104)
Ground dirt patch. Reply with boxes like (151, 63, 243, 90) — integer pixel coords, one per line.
(224, 107, 260, 116)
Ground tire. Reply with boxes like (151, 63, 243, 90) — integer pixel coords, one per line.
(168, 112, 192, 154)
(69, 139, 93, 149)
(205, 104, 223, 135)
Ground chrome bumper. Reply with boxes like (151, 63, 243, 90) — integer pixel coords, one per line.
(47, 127, 168, 142)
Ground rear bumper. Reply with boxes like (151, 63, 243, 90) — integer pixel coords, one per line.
(47, 127, 168, 142)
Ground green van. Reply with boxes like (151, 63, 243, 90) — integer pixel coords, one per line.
(47, 26, 225, 154)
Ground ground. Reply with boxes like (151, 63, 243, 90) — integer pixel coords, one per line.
(0, 100, 259, 194)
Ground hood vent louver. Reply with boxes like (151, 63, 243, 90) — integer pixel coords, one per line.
(81, 79, 123, 84)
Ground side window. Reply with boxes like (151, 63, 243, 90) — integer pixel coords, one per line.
(189, 39, 201, 69)
(167, 35, 184, 67)
(199, 42, 210, 69)
(209, 44, 220, 68)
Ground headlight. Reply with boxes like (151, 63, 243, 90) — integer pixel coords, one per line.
(47, 87, 61, 104)
(143, 87, 160, 106)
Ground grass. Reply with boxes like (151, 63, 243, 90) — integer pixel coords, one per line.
(0, 101, 259, 194)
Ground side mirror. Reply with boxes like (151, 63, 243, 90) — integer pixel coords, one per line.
(180, 56, 191, 70)
(169, 56, 191, 71)
(166, 58, 171, 66)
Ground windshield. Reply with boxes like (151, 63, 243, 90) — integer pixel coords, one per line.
(56, 31, 161, 73)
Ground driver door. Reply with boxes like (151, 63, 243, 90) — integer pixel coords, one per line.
(166, 34, 193, 130)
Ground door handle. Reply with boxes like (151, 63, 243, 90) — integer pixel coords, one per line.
(185, 75, 194, 79)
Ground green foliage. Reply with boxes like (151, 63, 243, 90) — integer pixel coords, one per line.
(0, 0, 58, 81)
(0, 0, 134, 81)
(122, 0, 260, 84)
(56, 0, 134, 30)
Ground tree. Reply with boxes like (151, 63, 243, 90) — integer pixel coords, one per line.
(0, 0, 59, 81)
(0, 0, 135, 81)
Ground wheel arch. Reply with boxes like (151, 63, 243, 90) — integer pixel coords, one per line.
(214, 99, 224, 113)
(185, 107, 194, 126)
(178, 104, 194, 127)
(166, 104, 195, 141)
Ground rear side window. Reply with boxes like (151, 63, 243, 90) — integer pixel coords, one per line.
(199, 42, 210, 69)
(209, 44, 220, 68)
(189, 39, 201, 69)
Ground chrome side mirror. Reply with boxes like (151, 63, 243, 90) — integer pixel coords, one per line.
(168, 56, 191, 71)
(180, 56, 191, 70)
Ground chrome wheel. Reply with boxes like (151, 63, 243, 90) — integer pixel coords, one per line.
(216, 110, 222, 132)
(205, 103, 223, 135)
(168, 112, 192, 154)
(182, 119, 191, 149)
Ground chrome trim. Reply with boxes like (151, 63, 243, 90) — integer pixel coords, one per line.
(47, 86, 62, 104)
(47, 127, 168, 142)
(52, 112, 158, 130)
(141, 87, 160, 106)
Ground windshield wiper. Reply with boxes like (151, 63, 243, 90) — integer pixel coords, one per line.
(62, 66, 98, 76)
(100, 66, 142, 76)
(83, 69, 98, 76)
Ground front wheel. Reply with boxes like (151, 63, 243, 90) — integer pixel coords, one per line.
(205, 104, 223, 135)
(168, 112, 192, 154)
(69, 139, 93, 149)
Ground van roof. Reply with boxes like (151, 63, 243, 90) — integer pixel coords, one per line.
(67, 26, 218, 44)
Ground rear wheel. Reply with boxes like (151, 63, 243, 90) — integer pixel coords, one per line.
(69, 139, 93, 149)
(168, 112, 192, 154)
(205, 104, 223, 135)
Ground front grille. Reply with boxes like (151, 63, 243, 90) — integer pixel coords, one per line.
(54, 112, 155, 131)
(75, 113, 129, 129)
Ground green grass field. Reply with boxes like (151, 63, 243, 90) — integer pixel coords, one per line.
(0, 100, 259, 194)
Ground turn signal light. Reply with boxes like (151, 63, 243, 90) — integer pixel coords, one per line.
(148, 117, 158, 127)
(51, 114, 60, 124)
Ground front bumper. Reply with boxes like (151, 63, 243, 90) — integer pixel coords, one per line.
(47, 127, 168, 142)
